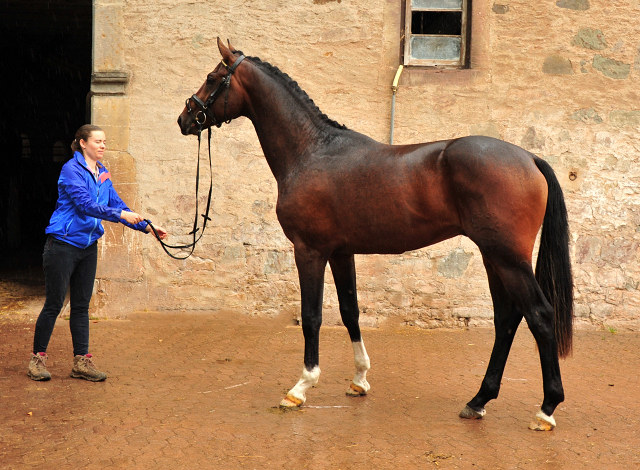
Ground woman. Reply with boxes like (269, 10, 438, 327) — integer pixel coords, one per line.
(28, 124, 168, 382)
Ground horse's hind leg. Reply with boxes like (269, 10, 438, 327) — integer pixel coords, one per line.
(280, 245, 328, 408)
(460, 259, 523, 419)
(471, 255, 564, 430)
(329, 253, 370, 396)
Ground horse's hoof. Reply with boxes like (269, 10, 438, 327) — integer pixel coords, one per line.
(528, 410, 556, 431)
(459, 405, 486, 419)
(346, 383, 368, 396)
(279, 394, 304, 408)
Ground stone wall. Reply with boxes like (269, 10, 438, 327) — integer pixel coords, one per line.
(91, 0, 640, 330)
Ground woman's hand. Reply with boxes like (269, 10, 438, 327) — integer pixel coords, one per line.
(146, 224, 168, 240)
(120, 210, 144, 225)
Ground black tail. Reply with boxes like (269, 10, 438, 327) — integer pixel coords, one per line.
(534, 157, 574, 358)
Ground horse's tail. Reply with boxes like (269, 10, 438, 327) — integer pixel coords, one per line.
(534, 157, 574, 358)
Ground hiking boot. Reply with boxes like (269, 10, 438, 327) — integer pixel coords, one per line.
(28, 352, 52, 381)
(70, 354, 107, 382)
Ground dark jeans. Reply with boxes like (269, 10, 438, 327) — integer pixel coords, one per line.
(33, 236, 98, 356)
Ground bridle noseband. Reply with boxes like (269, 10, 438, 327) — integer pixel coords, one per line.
(185, 54, 245, 129)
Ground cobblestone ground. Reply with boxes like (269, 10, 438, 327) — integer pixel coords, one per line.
(1, 310, 639, 469)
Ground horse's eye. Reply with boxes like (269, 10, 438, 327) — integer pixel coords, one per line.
(206, 75, 216, 83)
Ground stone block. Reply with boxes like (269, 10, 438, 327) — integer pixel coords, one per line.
(264, 250, 295, 275)
(610, 110, 640, 128)
(592, 55, 631, 79)
(492, 4, 510, 14)
(575, 236, 602, 265)
(453, 307, 493, 319)
(436, 249, 473, 279)
(542, 55, 574, 75)
(600, 239, 638, 267)
(572, 28, 607, 50)
(590, 301, 614, 319)
(556, 0, 590, 10)
(570, 108, 603, 124)
(574, 303, 591, 318)
(93, 1, 126, 72)
(520, 127, 546, 150)
(104, 151, 137, 184)
(91, 96, 131, 152)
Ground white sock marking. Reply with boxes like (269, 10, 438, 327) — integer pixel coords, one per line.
(351, 341, 370, 392)
(286, 366, 321, 404)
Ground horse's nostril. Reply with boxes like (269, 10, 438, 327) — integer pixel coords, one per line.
(177, 116, 182, 126)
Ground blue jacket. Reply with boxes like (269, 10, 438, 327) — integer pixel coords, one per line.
(45, 151, 148, 248)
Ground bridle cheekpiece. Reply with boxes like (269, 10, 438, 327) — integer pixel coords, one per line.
(185, 54, 245, 129)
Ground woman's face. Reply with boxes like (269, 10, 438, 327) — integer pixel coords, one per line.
(80, 131, 106, 162)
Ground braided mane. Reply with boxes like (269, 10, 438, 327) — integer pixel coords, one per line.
(237, 53, 348, 131)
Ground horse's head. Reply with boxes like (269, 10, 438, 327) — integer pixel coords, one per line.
(178, 38, 246, 135)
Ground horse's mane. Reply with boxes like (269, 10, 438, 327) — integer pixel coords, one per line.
(236, 52, 348, 131)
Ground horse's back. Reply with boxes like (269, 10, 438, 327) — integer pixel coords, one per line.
(444, 135, 538, 169)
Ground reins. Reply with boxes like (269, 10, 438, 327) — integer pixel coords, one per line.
(147, 54, 245, 260)
(145, 127, 213, 260)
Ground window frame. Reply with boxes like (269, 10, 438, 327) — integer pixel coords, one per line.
(403, 0, 471, 68)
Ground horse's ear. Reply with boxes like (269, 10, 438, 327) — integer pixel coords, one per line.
(217, 37, 235, 64)
(227, 39, 238, 53)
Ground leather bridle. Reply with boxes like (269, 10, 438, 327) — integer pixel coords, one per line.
(146, 54, 245, 260)
(184, 54, 245, 129)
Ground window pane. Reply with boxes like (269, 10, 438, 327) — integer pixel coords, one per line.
(410, 36, 461, 61)
(412, 0, 463, 10)
(411, 11, 462, 35)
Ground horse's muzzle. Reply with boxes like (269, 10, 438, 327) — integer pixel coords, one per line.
(177, 114, 195, 136)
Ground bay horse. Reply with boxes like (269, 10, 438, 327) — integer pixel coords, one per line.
(177, 38, 573, 431)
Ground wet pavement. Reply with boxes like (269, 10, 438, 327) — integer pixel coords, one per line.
(1, 310, 639, 469)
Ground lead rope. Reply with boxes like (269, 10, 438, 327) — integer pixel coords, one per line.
(145, 127, 213, 260)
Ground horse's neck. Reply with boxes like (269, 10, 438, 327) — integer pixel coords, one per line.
(243, 68, 332, 181)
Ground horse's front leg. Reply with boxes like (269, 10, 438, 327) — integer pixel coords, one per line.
(280, 245, 328, 407)
(329, 253, 370, 397)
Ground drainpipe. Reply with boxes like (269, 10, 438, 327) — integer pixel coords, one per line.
(389, 64, 404, 145)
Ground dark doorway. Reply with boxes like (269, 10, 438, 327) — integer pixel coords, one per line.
(0, 0, 92, 282)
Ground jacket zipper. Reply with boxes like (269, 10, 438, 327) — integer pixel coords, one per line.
(86, 170, 100, 248)
(64, 217, 74, 238)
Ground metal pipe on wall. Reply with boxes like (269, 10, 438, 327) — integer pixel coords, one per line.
(389, 64, 404, 145)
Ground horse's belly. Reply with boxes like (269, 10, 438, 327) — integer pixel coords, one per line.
(340, 221, 463, 255)
(277, 187, 461, 254)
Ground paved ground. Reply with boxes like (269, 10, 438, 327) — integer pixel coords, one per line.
(1, 307, 639, 469)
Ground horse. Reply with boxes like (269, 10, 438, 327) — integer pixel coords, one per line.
(177, 38, 573, 431)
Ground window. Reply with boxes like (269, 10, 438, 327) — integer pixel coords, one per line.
(53, 141, 67, 163)
(21, 133, 31, 159)
(403, 0, 470, 68)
